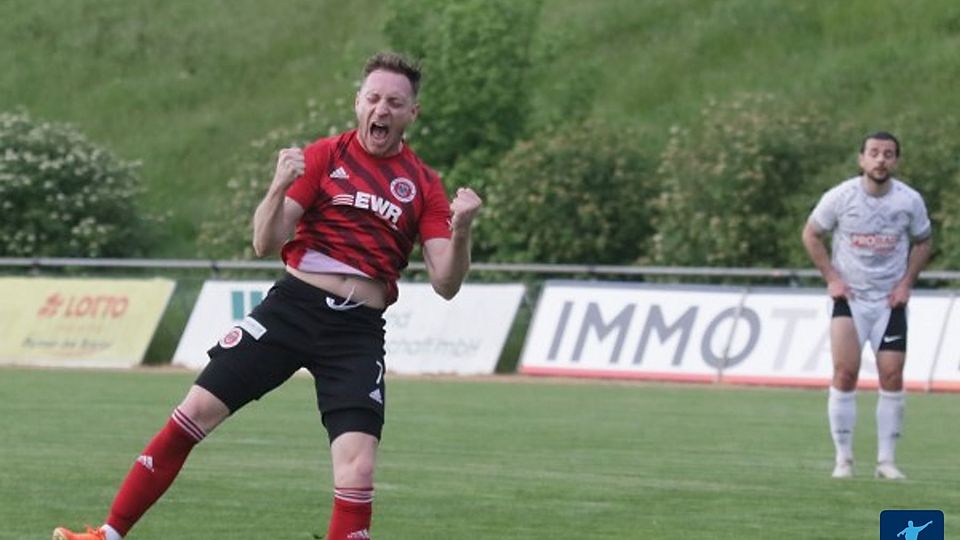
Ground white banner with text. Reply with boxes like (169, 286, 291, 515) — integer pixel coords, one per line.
(0, 277, 175, 368)
(520, 281, 958, 391)
(173, 280, 524, 375)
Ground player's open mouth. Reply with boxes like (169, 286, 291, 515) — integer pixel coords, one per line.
(370, 122, 389, 142)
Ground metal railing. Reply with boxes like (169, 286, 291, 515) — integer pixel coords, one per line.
(2, 257, 960, 282)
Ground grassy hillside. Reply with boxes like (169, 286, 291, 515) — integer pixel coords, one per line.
(1, 0, 386, 255)
(3, 0, 959, 256)
(539, 0, 960, 132)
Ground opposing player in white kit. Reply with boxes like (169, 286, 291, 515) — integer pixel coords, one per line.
(801, 131, 932, 480)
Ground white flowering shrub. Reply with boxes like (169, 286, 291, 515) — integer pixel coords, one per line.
(0, 110, 155, 257)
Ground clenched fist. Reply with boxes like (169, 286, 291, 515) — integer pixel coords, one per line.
(272, 147, 305, 190)
(449, 187, 482, 233)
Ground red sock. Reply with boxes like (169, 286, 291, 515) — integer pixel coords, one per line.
(326, 487, 374, 539)
(105, 408, 206, 536)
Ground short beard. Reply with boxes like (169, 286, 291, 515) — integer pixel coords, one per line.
(866, 171, 890, 184)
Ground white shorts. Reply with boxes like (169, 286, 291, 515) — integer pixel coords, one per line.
(834, 298, 908, 354)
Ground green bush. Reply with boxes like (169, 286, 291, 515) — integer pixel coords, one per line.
(650, 94, 853, 268)
(883, 115, 960, 270)
(0, 109, 157, 257)
(933, 169, 960, 269)
(477, 121, 656, 264)
(197, 100, 353, 258)
(384, 0, 542, 173)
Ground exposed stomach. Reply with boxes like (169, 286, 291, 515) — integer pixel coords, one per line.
(285, 266, 387, 309)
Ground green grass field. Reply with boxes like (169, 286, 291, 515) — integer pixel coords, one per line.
(2, 368, 957, 539)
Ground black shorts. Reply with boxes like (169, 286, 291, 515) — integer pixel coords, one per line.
(196, 274, 387, 441)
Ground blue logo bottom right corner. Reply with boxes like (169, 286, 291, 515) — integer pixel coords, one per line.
(880, 510, 944, 540)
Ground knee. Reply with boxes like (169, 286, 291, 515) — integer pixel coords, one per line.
(833, 369, 859, 391)
(879, 371, 904, 392)
(334, 453, 376, 487)
(178, 386, 231, 433)
(342, 453, 376, 482)
(331, 432, 379, 487)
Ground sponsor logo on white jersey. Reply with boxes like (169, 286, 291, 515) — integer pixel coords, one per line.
(850, 232, 898, 252)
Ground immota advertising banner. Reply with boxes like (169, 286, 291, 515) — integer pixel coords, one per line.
(520, 281, 957, 391)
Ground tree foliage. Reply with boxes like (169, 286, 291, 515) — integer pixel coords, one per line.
(197, 100, 353, 258)
(384, 0, 542, 173)
(650, 94, 854, 268)
(887, 114, 960, 271)
(478, 121, 657, 264)
(198, 2, 960, 273)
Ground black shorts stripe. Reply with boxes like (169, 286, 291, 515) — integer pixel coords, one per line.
(878, 306, 907, 352)
(832, 298, 852, 318)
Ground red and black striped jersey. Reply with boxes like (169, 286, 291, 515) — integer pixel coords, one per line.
(282, 130, 451, 305)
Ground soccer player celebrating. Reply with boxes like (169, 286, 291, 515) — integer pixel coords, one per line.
(801, 131, 931, 480)
(54, 51, 482, 539)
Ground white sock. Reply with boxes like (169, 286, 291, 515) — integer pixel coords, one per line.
(828, 386, 857, 463)
(876, 389, 905, 464)
(101, 525, 123, 540)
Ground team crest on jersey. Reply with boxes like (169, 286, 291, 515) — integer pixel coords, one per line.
(390, 177, 416, 203)
(219, 327, 243, 349)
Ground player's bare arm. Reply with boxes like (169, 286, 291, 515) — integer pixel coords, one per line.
(801, 221, 851, 299)
(252, 147, 306, 257)
(422, 187, 482, 300)
(888, 235, 932, 307)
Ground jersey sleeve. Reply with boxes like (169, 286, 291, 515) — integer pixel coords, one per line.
(808, 186, 840, 233)
(418, 173, 453, 242)
(910, 191, 932, 241)
(285, 140, 331, 208)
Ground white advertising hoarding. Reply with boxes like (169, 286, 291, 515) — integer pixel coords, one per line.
(172, 280, 271, 369)
(520, 281, 957, 390)
(722, 291, 951, 389)
(173, 280, 524, 375)
(519, 283, 745, 382)
(928, 293, 960, 391)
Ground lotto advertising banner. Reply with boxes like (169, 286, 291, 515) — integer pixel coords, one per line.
(173, 280, 525, 375)
(520, 281, 957, 391)
(0, 277, 175, 368)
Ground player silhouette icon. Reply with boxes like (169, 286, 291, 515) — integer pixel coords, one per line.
(897, 520, 933, 540)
